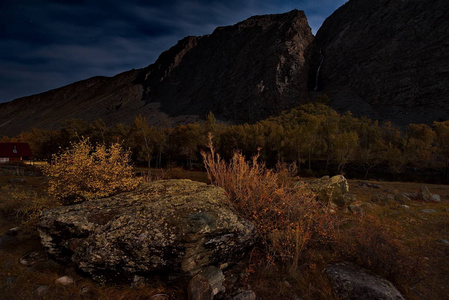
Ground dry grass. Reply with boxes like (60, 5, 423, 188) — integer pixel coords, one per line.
(1, 161, 448, 299)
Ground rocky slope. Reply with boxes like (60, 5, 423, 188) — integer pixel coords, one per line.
(0, 10, 313, 136)
(310, 0, 449, 125)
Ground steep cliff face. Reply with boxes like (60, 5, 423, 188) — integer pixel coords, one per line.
(138, 9, 313, 123)
(311, 0, 449, 125)
(0, 10, 313, 136)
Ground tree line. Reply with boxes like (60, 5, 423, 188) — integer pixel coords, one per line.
(2, 103, 449, 181)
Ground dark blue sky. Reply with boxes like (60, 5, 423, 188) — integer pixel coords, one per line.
(0, 0, 347, 103)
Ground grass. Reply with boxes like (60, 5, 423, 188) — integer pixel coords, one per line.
(0, 161, 448, 299)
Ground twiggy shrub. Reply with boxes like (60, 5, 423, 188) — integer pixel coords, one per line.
(43, 139, 140, 204)
(201, 136, 336, 272)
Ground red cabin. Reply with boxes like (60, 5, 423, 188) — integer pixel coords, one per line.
(0, 142, 33, 163)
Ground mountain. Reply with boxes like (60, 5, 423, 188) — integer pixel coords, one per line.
(1, 0, 449, 137)
(310, 0, 449, 125)
(0, 10, 313, 136)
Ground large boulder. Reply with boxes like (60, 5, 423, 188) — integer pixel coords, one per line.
(325, 262, 405, 300)
(38, 180, 256, 284)
(307, 175, 350, 206)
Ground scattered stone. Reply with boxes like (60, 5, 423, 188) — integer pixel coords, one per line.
(19, 251, 46, 266)
(150, 294, 170, 300)
(55, 276, 74, 286)
(419, 186, 441, 203)
(6, 227, 20, 236)
(34, 285, 50, 297)
(325, 262, 405, 300)
(79, 285, 93, 295)
(432, 194, 441, 202)
(400, 205, 410, 209)
(5, 276, 16, 285)
(8, 178, 26, 184)
(348, 205, 364, 214)
(38, 180, 256, 284)
(230, 290, 257, 300)
(371, 193, 394, 205)
(199, 266, 225, 296)
(343, 193, 357, 204)
(438, 239, 449, 246)
(394, 194, 411, 204)
(359, 182, 380, 189)
(421, 209, 437, 214)
(307, 175, 349, 206)
(188, 274, 213, 300)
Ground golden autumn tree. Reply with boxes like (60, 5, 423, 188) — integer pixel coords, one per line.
(43, 138, 140, 204)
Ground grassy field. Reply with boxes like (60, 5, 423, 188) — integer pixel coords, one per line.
(0, 165, 448, 299)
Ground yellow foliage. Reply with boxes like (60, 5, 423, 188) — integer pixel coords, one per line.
(43, 138, 141, 204)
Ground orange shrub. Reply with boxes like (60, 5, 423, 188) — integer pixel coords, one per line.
(201, 136, 336, 271)
(43, 139, 140, 204)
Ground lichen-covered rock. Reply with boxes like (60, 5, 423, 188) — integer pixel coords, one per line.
(325, 262, 405, 300)
(38, 180, 256, 284)
(307, 175, 349, 206)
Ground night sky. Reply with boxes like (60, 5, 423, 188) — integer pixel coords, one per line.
(0, 0, 347, 103)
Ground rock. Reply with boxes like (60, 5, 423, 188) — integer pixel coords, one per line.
(5, 276, 16, 285)
(359, 182, 380, 189)
(431, 194, 441, 203)
(8, 178, 26, 184)
(343, 193, 357, 204)
(438, 239, 449, 246)
(371, 193, 394, 205)
(348, 204, 364, 214)
(55, 276, 74, 285)
(394, 194, 411, 204)
(188, 274, 213, 300)
(308, 175, 349, 206)
(19, 251, 46, 266)
(420, 186, 434, 202)
(34, 285, 50, 297)
(38, 180, 256, 284)
(150, 294, 171, 300)
(325, 262, 405, 300)
(230, 290, 257, 300)
(199, 266, 225, 296)
(399, 205, 410, 210)
(421, 209, 437, 214)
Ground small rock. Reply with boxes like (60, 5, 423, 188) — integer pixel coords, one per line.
(437, 239, 449, 246)
(400, 205, 410, 209)
(150, 294, 171, 300)
(420, 186, 433, 201)
(6, 227, 20, 236)
(325, 262, 405, 300)
(55, 276, 74, 286)
(34, 285, 50, 297)
(231, 290, 257, 300)
(5, 276, 16, 285)
(8, 178, 26, 184)
(371, 193, 393, 204)
(359, 182, 380, 188)
(348, 205, 364, 214)
(432, 194, 441, 202)
(188, 274, 213, 300)
(199, 266, 225, 296)
(19, 251, 46, 266)
(394, 194, 411, 204)
(343, 193, 357, 204)
(421, 209, 437, 214)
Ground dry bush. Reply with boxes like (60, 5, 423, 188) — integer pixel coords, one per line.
(43, 138, 141, 204)
(201, 136, 337, 272)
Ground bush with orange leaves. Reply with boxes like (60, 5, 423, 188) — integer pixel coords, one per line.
(43, 139, 141, 204)
(201, 136, 336, 271)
